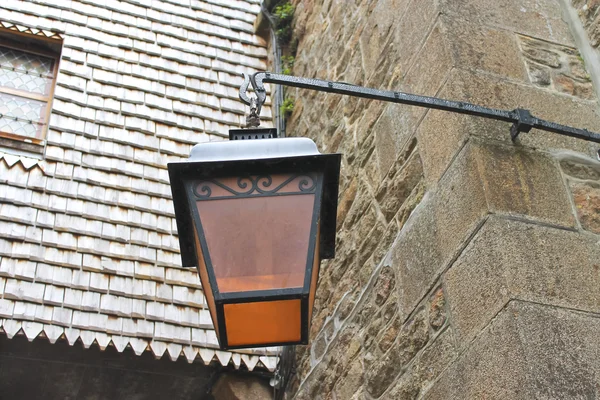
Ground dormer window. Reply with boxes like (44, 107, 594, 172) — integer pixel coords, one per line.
(0, 30, 61, 154)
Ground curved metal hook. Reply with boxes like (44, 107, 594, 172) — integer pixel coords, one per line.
(239, 72, 269, 127)
(250, 72, 267, 117)
(239, 73, 253, 106)
(239, 73, 262, 128)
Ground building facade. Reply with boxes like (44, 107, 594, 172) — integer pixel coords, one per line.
(2, 0, 600, 398)
(279, 0, 600, 398)
(0, 0, 277, 398)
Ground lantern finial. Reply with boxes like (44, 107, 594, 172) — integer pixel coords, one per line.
(239, 72, 267, 128)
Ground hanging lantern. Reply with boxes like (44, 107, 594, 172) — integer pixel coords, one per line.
(168, 129, 341, 350)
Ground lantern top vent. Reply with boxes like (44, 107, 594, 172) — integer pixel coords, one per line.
(228, 128, 278, 141)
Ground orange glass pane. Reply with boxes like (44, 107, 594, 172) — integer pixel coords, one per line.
(196, 188, 315, 293)
(224, 299, 301, 346)
(192, 227, 219, 337)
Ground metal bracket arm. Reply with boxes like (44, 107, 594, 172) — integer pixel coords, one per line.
(239, 71, 600, 144)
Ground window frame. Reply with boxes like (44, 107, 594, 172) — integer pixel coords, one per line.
(0, 31, 61, 154)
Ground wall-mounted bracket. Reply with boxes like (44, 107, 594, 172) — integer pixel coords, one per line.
(240, 71, 600, 145)
(510, 108, 535, 141)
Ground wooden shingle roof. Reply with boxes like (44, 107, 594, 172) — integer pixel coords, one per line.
(0, 0, 277, 371)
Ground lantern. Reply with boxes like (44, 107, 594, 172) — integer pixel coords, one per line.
(168, 129, 341, 350)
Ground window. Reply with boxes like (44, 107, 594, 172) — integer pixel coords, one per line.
(0, 30, 60, 154)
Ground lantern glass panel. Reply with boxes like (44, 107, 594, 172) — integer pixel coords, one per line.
(224, 299, 302, 346)
(192, 227, 219, 337)
(193, 174, 317, 293)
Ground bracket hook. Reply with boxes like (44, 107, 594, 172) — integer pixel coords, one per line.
(239, 72, 268, 128)
(510, 108, 535, 142)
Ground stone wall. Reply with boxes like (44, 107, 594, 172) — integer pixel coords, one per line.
(280, 0, 600, 398)
(574, 0, 600, 49)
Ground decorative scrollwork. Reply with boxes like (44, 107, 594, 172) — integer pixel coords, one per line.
(299, 176, 316, 192)
(235, 177, 255, 195)
(196, 185, 212, 198)
(193, 174, 317, 200)
(255, 175, 273, 193)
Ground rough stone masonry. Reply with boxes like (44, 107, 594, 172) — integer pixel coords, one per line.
(276, 0, 600, 398)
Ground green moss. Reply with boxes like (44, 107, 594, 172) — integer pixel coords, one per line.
(273, 2, 294, 22)
(273, 1, 295, 45)
(281, 55, 295, 75)
(280, 97, 294, 116)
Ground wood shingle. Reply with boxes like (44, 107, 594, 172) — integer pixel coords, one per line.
(0, 0, 278, 371)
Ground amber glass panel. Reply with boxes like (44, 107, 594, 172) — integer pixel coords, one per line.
(308, 229, 321, 324)
(192, 226, 219, 337)
(224, 299, 301, 346)
(196, 192, 315, 293)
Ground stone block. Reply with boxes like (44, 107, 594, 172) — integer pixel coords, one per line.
(395, 139, 574, 320)
(444, 217, 600, 347)
(513, 302, 600, 399)
(571, 182, 600, 233)
(332, 357, 363, 400)
(519, 35, 594, 100)
(396, 307, 430, 366)
(361, 0, 412, 75)
(418, 69, 600, 184)
(336, 177, 358, 229)
(404, 23, 453, 98)
(432, 142, 491, 259)
(391, 0, 440, 78)
(393, 141, 487, 318)
(443, 17, 528, 81)
(364, 307, 430, 397)
(439, 0, 575, 46)
(428, 286, 447, 331)
(363, 347, 403, 398)
(376, 124, 421, 195)
(372, 266, 396, 306)
(423, 301, 531, 399)
(560, 154, 600, 181)
(392, 195, 445, 320)
(210, 373, 273, 399)
(471, 141, 576, 227)
(372, 105, 417, 181)
(376, 314, 401, 353)
(416, 103, 469, 186)
(387, 327, 456, 398)
(425, 301, 600, 399)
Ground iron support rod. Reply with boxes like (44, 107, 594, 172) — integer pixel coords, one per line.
(239, 71, 600, 144)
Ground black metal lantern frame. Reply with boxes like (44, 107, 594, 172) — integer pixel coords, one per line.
(169, 152, 341, 350)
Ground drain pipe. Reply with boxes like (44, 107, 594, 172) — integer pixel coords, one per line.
(558, 0, 600, 103)
(257, 1, 286, 137)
